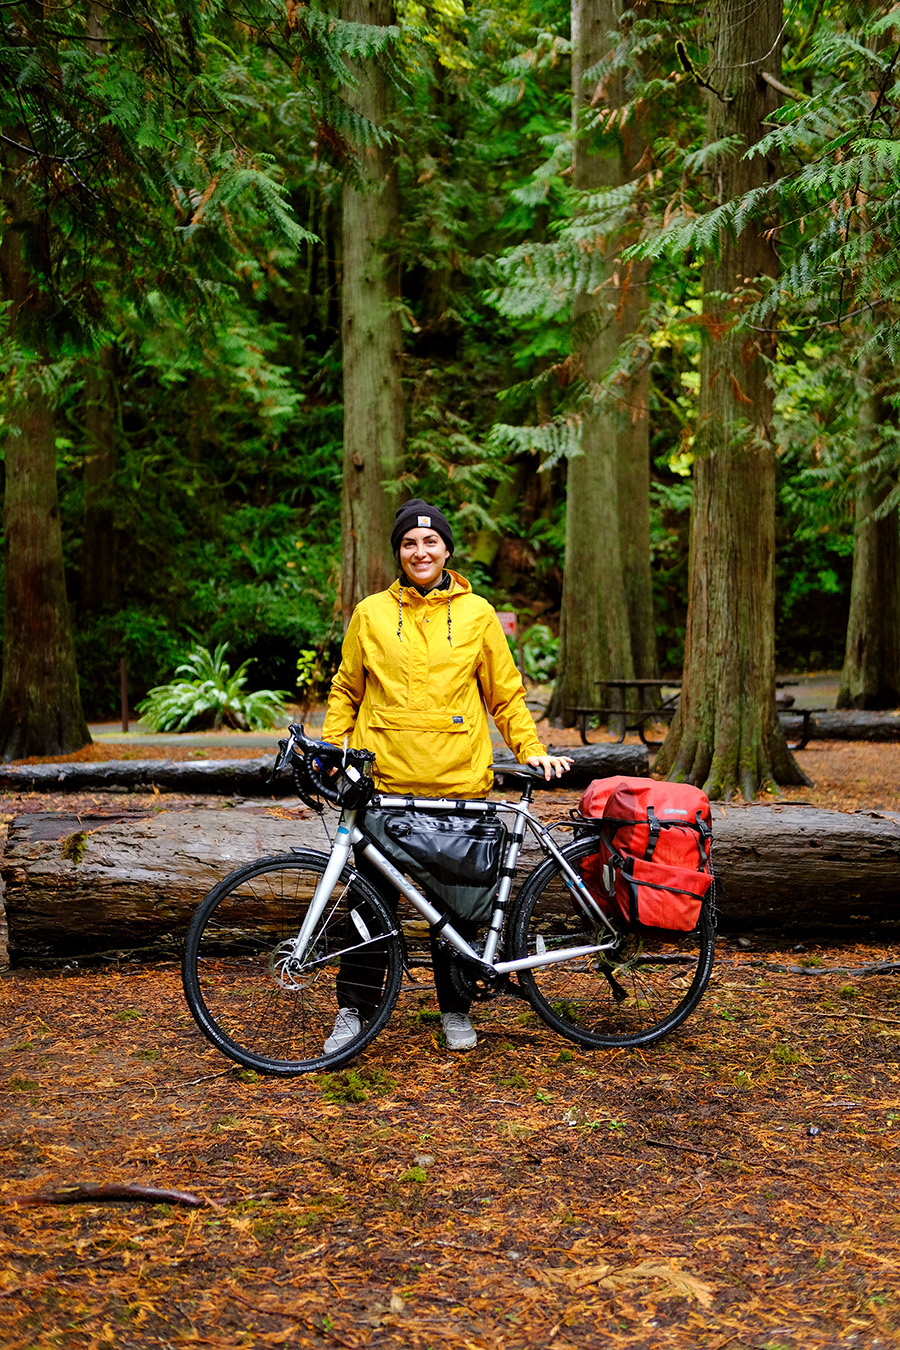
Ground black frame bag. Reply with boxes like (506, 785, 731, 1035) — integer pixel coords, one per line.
(361, 809, 508, 924)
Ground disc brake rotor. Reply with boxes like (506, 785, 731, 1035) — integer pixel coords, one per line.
(269, 940, 315, 992)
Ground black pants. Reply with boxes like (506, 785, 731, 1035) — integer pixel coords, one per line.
(335, 851, 476, 1020)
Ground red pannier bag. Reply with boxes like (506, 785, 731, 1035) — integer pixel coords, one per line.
(578, 776, 713, 931)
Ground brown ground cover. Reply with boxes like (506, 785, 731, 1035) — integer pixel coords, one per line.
(1, 739, 898, 1349)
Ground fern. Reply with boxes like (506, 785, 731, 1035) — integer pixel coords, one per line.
(491, 417, 583, 470)
(137, 644, 289, 733)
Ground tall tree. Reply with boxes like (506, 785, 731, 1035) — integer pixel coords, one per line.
(340, 0, 405, 622)
(547, 0, 645, 724)
(730, 5, 900, 696)
(0, 2, 318, 746)
(838, 371, 900, 708)
(0, 161, 91, 759)
(835, 18, 900, 710)
(654, 0, 805, 797)
(615, 232, 655, 685)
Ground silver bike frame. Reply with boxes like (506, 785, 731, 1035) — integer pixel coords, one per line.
(288, 789, 620, 975)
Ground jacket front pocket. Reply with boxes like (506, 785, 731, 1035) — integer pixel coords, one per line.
(363, 710, 475, 794)
(367, 709, 469, 734)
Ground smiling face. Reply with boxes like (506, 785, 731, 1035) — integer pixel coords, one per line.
(399, 527, 450, 588)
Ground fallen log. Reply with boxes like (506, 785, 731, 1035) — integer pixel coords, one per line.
(777, 709, 900, 743)
(0, 739, 647, 796)
(0, 758, 288, 795)
(804, 710, 900, 742)
(707, 803, 900, 927)
(1, 806, 331, 963)
(495, 741, 648, 786)
(3, 802, 900, 962)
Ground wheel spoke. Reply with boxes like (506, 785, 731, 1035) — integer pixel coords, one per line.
(512, 838, 714, 1048)
(183, 851, 402, 1075)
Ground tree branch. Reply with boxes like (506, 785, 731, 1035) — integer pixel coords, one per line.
(760, 70, 804, 102)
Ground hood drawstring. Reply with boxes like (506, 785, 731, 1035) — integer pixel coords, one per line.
(397, 574, 453, 645)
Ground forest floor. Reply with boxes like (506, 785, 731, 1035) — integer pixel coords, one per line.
(1, 736, 899, 1349)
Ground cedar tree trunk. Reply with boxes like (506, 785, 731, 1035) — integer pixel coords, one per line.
(617, 249, 656, 682)
(0, 164, 91, 761)
(340, 0, 405, 623)
(548, 0, 650, 722)
(838, 379, 900, 708)
(654, 0, 805, 798)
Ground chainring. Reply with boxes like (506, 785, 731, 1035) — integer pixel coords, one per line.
(448, 952, 506, 1003)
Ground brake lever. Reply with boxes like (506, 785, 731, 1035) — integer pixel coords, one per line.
(273, 729, 297, 774)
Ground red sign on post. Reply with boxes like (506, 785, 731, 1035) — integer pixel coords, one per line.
(497, 611, 526, 681)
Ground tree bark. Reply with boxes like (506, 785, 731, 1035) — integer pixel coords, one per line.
(618, 305, 656, 683)
(6, 803, 900, 962)
(549, 0, 653, 724)
(340, 0, 405, 624)
(837, 376, 900, 709)
(0, 159, 91, 760)
(654, 0, 805, 798)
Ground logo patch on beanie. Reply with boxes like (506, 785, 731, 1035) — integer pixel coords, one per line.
(417, 515, 431, 527)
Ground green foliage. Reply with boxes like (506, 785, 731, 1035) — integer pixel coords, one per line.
(136, 643, 288, 733)
(296, 647, 334, 712)
(1, 0, 887, 726)
(512, 624, 559, 682)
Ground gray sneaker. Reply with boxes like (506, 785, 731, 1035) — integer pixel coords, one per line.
(441, 1012, 477, 1051)
(324, 1008, 362, 1055)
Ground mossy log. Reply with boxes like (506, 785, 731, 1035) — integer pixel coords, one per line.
(2, 807, 331, 964)
(3, 802, 900, 963)
(800, 710, 900, 742)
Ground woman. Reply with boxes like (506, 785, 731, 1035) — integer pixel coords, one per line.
(321, 498, 571, 1053)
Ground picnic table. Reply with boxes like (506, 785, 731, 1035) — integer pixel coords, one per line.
(568, 679, 822, 751)
(567, 678, 681, 748)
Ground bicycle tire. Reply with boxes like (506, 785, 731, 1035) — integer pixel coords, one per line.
(509, 837, 715, 1048)
(182, 850, 403, 1075)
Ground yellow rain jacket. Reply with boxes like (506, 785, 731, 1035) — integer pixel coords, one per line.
(322, 570, 546, 797)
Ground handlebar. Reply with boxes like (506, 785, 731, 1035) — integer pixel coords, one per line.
(274, 729, 568, 811)
(274, 724, 376, 812)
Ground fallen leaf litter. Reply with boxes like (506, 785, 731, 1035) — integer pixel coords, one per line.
(0, 738, 898, 1347)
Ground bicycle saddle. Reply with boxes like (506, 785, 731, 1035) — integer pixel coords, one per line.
(489, 761, 550, 781)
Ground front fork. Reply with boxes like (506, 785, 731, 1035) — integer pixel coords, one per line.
(286, 813, 357, 962)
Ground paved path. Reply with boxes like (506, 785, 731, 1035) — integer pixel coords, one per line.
(777, 672, 840, 710)
(90, 673, 842, 751)
(89, 709, 327, 749)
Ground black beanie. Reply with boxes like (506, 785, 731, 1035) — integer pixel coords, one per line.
(390, 499, 454, 556)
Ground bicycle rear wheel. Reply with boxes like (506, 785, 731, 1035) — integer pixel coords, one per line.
(182, 850, 402, 1074)
(510, 837, 715, 1048)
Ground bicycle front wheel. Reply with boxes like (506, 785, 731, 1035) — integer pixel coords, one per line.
(182, 850, 402, 1074)
(510, 837, 715, 1048)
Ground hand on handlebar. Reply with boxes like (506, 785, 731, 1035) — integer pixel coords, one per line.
(526, 753, 574, 781)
